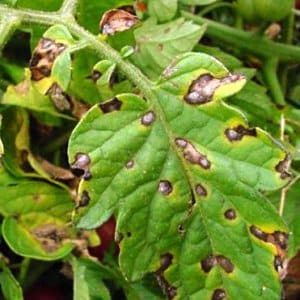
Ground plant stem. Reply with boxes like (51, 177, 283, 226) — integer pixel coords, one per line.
(181, 11, 300, 62)
(60, 0, 79, 16)
(198, 2, 234, 17)
(262, 57, 285, 107)
(18, 257, 31, 285)
(0, 15, 20, 52)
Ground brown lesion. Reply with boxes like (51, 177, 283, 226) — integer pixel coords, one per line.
(158, 180, 173, 196)
(141, 111, 156, 126)
(31, 223, 68, 253)
(212, 289, 226, 300)
(224, 209, 237, 220)
(99, 97, 122, 113)
(195, 184, 207, 197)
(184, 73, 245, 105)
(29, 38, 66, 81)
(225, 125, 256, 142)
(275, 154, 292, 179)
(99, 9, 139, 35)
(175, 138, 211, 170)
(70, 153, 92, 180)
(78, 190, 90, 207)
(201, 254, 234, 273)
(250, 225, 288, 273)
(155, 253, 177, 299)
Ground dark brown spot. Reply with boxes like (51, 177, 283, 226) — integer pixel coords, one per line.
(141, 111, 155, 126)
(126, 232, 132, 237)
(224, 209, 236, 220)
(70, 153, 91, 180)
(158, 180, 173, 196)
(99, 98, 122, 113)
(99, 9, 139, 35)
(275, 154, 291, 179)
(41, 38, 53, 50)
(33, 194, 41, 201)
(155, 274, 177, 300)
(184, 73, 245, 105)
(159, 253, 173, 272)
(126, 160, 134, 169)
(195, 184, 207, 196)
(115, 232, 124, 243)
(177, 224, 185, 235)
(212, 289, 226, 300)
(270, 231, 289, 251)
(225, 125, 257, 142)
(29, 53, 42, 67)
(89, 70, 101, 82)
(250, 225, 268, 241)
(216, 255, 234, 273)
(201, 255, 217, 273)
(79, 191, 90, 207)
(176, 140, 211, 170)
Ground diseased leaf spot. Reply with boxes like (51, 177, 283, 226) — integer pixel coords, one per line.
(212, 289, 226, 300)
(99, 98, 122, 113)
(175, 138, 211, 169)
(216, 255, 234, 273)
(99, 9, 139, 35)
(115, 232, 124, 243)
(250, 225, 268, 241)
(195, 184, 207, 197)
(275, 154, 291, 179)
(184, 73, 245, 105)
(126, 232, 132, 237)
(70, 153, 91, 180)
(201, 255, 216, 273)
(159, 253, 173, 272)
(224, 209, 236, 220)
(141, 111, 156, 126)
(125, 160, 134, 169)
(177, 224, 185, 235)
(29, 38, 66, 81)
(79, 190, 90, 207)
(158, 180, 173, 195)
(89, 70, 101, 82)
(225, 125, 257, 142)
(201, 255, 234, 273)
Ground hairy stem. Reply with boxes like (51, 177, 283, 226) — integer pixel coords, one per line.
(60, 0, 79, 16)
(181, 11, 300, 62)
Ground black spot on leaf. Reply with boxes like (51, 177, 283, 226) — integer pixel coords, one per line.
(99, 98, 122, 113)
(225, 125, 256, 142)
(158, 180, 173, 195)
(177, 224, 185, 235)
(275, 154, 291, 179)
(141, 111, 156, 126)
(224, 209, 236, 220)
(274, 255, 283, 272)
(212, 289, 226, 300)
(126, 232, 132, 237)
(71, 153, 91, 180)
(250, 225, 268, 241)
(159, 253, 173, 272)
(195, 184, 207, 196)
(184, 73, 245, 105)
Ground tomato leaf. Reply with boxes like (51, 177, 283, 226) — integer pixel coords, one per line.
(68, 52, 288, 299)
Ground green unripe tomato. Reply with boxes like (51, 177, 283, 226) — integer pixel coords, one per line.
(236, 0, 294, 22)
(253, 0, 294, 21)
(236, 0, 259, 22)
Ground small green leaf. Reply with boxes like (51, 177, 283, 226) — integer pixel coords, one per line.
(71, 256, 111, 300)
(147, 0, 177, 22)
(43, 24, 74, 45)
(0, 263, 23, 300)
(132, 18, 206, 79)
(16, 0, 62, 11)
(179, 0, 220, 5)
(0, 168, 74, 260)
(51, 51, 72, 91)
(69, 52, 288, 299)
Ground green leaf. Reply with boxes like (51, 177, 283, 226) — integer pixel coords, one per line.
(77, 0, 133, 34)
(68, 52, 288, 299)
(132, 18, 206, 79)
(1, 69, 72, 119)
(43, 24, 74, 46)
(16, 0, 62, 11)
(0, 168, 74, 260)
(0, 114, 3, 157)
(147, 0, 177, 23)
(71, 256, 111, 300)
(0, 263, 23, 300)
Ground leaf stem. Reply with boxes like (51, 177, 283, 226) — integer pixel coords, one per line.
(59, 0, 79, 16)
(0, 15, 21, 52)
(18, 257, 31, 285)
(181, 11, 300, 62)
